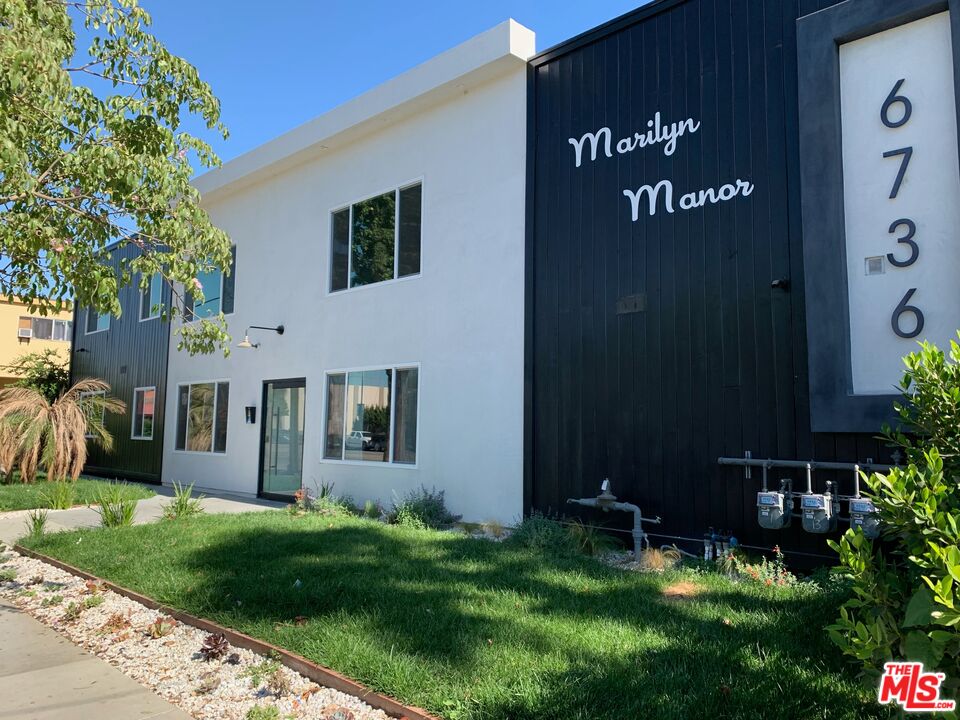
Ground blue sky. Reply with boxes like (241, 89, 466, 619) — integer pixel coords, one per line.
(137, 1, 646, 168)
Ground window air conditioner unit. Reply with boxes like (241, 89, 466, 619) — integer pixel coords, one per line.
(17, 328, 32, 339)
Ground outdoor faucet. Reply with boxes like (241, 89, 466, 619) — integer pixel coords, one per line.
(567, 479, 661, 554)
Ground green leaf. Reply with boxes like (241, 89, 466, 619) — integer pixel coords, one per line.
(903, 631, 943, 668)
(904, 586, 935, 627)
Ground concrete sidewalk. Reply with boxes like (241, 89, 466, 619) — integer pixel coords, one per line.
(0, 598, 191, 720)
(0, 485, 287, 545)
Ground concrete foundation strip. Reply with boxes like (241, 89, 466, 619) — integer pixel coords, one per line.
(14, 545, 441, 720)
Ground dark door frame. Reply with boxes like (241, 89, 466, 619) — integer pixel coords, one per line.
(257, 377, 307, 501)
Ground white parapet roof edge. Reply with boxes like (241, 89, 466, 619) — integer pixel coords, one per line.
(193, 19, 536, 203)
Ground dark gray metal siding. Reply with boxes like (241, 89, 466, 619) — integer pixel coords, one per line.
(71, 244, 170, 483)
(526, 0, 895, 554)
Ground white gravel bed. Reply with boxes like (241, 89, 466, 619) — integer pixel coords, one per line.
(0, 546, 394, 720)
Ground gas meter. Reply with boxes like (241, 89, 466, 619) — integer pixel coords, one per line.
(757, 487, 791, 530)
(849, 498, 880, 539)
(801, 492, 838, 534)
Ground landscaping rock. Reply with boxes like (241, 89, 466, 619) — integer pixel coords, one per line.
(0, 550, 392, 720)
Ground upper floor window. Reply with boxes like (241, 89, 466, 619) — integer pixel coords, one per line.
(186, 247, 236, 320)
(20, 317, 71, 341)
(140, 272, 163, 321)
(330, 182, 422, 292)
(85, 308, 109, 334)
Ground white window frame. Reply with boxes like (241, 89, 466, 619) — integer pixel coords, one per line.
(85, 308, 109, 335)
(173, 379, 230, 455)
(130, 386, 156, 441)
(79, 390, 106, 439)
(321, 362, 421, 468)
(139, 273, 163, 322)
(327, 178, 424, 296)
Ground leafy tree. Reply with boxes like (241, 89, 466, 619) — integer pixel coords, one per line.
(828, 339, 960, 688)
(0, 377, 124, 482)
(4, 348, 69, 402)
(0, 0, 231, 354)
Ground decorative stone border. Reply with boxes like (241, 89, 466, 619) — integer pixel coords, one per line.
(13, 545, 441, 720)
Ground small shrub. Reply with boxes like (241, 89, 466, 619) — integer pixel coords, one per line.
(163, 480, 204, 520)
(241, 657, 281, 688)
(363, 499, 381, 520)
(484, 519, 506, 539)
(99, 612, 131, 634)
(291, 487, 312, 512)
(195, 671, 221, 695)
(42, 480, 74, 509)
(24, 508, 47, 539)
(638, 547, 682, 572)
(314, 494, 355, 517)
(199, 632, 230, 661)
(267, 667, 292, 697)
(388, 486, 460, 529)
(82, 594, 104, 610)
(245, 706, 280, 720)
(146, 615, 177, 638)
(41, 594, 63, 607)
(566, 519, 619, 557)
(725, 545, 799, 588)
(508, 512, 576, 555)
(61, 601, 82, 622)
(96, 487, 136, 528)
(0, 568, 15, 583)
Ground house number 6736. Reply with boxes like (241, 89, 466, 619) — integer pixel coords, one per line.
(881, 78, 924, 339)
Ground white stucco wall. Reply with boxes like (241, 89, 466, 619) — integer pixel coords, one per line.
(162, 26, 530, 524)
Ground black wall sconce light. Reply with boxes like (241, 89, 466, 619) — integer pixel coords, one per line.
(237, 324, 284, 350)
(245, 406, 257, 424)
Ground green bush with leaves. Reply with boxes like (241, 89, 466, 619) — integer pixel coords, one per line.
(4, 350, 69, 403)
(388, 486, 460, 529)
(828, 338, 960, 686)
(508, 512, 576, 555)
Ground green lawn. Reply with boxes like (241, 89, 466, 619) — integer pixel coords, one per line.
(0, 477, 155, 511)
(20, 512, 884, 720)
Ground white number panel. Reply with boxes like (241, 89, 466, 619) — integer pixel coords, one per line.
(840, 11, 960, 395)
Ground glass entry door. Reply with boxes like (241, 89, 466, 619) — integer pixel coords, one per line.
(259, 379, 306, 499)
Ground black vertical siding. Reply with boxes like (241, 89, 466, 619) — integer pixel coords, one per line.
(71, 244, 169, 483)
(527, 0, 895, 555)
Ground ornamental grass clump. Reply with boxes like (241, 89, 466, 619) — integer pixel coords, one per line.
(163, 480, 204, 519)
(97, 486, 136, 528)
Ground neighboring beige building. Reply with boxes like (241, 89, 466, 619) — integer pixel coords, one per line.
(0, 298, 73, 386)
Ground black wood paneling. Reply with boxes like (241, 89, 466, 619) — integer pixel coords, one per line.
(71, 244, 170, 483)
(526, 0, 896, 556)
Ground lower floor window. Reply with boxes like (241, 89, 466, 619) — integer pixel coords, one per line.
(323, 366, 418, 464)
(132, 387, 156, 440)
(175, 381, 229, 453)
